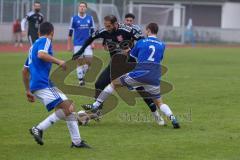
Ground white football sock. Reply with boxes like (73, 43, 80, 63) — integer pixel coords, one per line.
(159, 103, 173, 117)
(36, 109, 64, 131)
(83, 64, 89, 75)
(76, 66, 84, 80)
(94, 84, 115, 108)
(93, 101, 102, 108)
(66, 113, 81, 145)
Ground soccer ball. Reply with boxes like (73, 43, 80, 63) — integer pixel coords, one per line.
(77, 110, 91, 126)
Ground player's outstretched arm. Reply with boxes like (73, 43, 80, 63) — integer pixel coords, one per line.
(38, 52, 66, 70)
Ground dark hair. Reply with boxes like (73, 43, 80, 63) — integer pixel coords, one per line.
(79, 2, 87, 8)
(39, 22, 54, 35)
(104, 15, 117, 24)
(34, 1, 40, 4)
(146, 23, 158, 34)
(125, 13, 135, 19)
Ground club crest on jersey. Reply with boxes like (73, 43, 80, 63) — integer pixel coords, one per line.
(87, 20, 90, 23)
(77, 20, 80, 23)
(117, 35, 123, 42)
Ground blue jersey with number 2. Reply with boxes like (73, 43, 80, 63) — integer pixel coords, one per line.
(129, 36, 165, 86)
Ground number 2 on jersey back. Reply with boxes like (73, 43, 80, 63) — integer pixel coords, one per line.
(148, 45, 155, 61)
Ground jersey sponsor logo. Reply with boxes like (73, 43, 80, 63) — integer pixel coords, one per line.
(79, 24, 89, 27)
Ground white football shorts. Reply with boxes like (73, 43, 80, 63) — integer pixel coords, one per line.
(33, 87, 68, 111)
(73, 45, 93, 57)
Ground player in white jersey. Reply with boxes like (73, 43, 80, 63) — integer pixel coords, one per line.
(22, 22, 91, 148)
(67, 2, 95, 86)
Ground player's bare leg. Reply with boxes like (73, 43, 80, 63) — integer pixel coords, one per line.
(153, 98, 180, 129)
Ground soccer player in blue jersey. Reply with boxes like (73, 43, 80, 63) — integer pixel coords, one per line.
(22, 22, 91, 147)
(82, 23, 180, 128)
(67, 2, 95, 86)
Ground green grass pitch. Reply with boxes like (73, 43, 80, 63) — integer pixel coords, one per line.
(0, 47, 239, 160)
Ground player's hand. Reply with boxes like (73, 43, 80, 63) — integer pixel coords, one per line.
(26, 90, 35, 103)
(59, 60, 67, 70)
(21, 31, 27, 37)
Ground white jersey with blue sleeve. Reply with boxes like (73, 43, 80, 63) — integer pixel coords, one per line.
(69, 14, 95, 46)
(129, 36, 165, 86)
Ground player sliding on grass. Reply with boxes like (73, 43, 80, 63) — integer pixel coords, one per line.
(82, 23, 180, 128)
(22, 22, 91, 148)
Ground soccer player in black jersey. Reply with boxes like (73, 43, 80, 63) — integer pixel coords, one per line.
(124, 13, 142, 35)
(73, 15, 161, 124)
(73, 15, 141, 95)
(21, 1, 44, 45)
